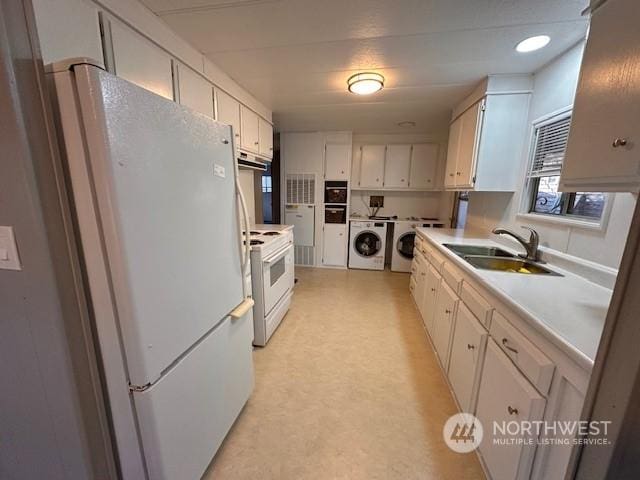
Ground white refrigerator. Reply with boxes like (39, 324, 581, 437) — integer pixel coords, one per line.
(47, 59, 254, 479)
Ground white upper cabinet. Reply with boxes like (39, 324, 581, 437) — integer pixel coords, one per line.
(444, 75, 532, 191)
(384, 145, 412, 188)
(325, 144, 351, 180)
(240, 105, 260, 154)
(177, 64, 214, 118)
(560, 0, 640, 192)
(216, 89, 241, 149)
(409, 144, 439, 189)
(32, 0, 103, 65)
(356, 143, 439, 190)
(359, 145, 386, 188)
(258, 118, 273, 159)
(110, 20, 174, 101)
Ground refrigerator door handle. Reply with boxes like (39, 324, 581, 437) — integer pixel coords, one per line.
(230, 298, 255, 319)
(235, 175, 251, 276)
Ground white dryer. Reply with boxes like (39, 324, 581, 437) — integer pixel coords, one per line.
(348, 220, 388, 270)
(391, 220, 444, 272)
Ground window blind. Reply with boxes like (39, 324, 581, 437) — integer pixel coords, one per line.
(529, 114, 572, 178)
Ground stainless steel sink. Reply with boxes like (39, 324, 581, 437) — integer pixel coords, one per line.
(443, 244, 515, 258)
(464, 256, 561, 276)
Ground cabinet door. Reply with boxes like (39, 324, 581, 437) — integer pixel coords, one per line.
(455, 100, 484, 188)
(413, 258, 428, 316)
(359, 145, 386, 188)
(240, 105, 260, 153)
(32, 0, 103, 65)
(447, 303, 488, 413)
(422, 264, 441, 335)
(322, 224, 347, 266)
(258, 118, 273, 158)
(216, 89, 241, 149)
(384, 145, 411, 188)
(110, 21, 174, 100)
(177, 64, 214, 118)
(560, 0, 640, 192)
(445, 117, 461, 188)
(432, 280, 458, 369)
(325, 144, 351, 180)
(476, 341, 547, 480)
(409, 144, 439, 189)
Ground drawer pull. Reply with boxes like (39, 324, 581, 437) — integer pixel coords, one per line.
(431, 287, 436, 292)
(445, 309, 452, 314)
(507, 405, 519, 416)
(421, 272, 426, 277)
(612, 138, 628, 148)
(502, 338, 519, 354)
(467, 344, 475, 350)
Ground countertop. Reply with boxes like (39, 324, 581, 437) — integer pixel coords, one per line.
(253, 224, 294, 232)
(416, 228, 612, 370)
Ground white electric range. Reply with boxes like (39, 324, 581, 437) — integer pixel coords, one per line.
(244, 224, 294, 346)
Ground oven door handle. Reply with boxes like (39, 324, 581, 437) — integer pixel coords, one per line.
(263, 243, 292, 265)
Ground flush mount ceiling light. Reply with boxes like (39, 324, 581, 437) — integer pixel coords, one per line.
(347, 72, 384, 95)
(398, 121, 416, 128)
(515, 35, 551, 53)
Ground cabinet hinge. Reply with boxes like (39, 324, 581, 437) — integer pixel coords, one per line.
(128, 382, 152, 393)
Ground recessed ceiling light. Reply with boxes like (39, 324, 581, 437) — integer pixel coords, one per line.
(347, 72, 384, 95)
(398, 121, 416, 128)
(515, 35, 551, 53)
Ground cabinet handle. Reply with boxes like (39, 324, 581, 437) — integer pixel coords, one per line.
(502, 338, 518, 354)
(401, 179, 405, 182)
(445, 309, 451, 314)
(235, 133, 240, 137)
(254, 141, 259, 145)
(421, 272, 426, 276)
(449, 173, 454, 177)
(612, 138, 628, 148)
(222, 139, 229, 144)
(431, 287, 436, 292)
(467, 343, 475, 350)
(456, 172, 461, 176)
(507, 406, 519, 416)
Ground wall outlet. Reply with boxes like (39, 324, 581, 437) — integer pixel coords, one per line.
(369, 195, 384, 208)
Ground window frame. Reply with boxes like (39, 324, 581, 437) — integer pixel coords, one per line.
(518, 106, 612, 232)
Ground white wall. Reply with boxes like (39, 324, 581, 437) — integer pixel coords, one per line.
(465, 42, 636, 269)
(350, 133, 454, 222)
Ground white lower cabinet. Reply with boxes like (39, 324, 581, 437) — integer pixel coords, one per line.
(421, 264, 441, 334)
(476, 340, 547, 480)
(412, 235, 590, 480)
(322, 224, 347, 267)
(447, 303, 488, 413)
(431, 280, 458, 369)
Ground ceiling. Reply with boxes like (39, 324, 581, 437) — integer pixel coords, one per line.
(141, 0, 589, 134)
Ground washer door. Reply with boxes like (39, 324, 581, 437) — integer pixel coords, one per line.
(397, 232, 416, 259)
(354, 231, 382, 257)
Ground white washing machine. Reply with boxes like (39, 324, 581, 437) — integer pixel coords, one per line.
(391, 220, 445, 272)
(348, 220, 388, 270)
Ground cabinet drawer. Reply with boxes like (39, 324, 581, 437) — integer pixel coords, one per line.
(429, 248, 445, 272)
(460, 281, 493, 329)
(490, 311, 555, 395)
(442, 262, 463, 294)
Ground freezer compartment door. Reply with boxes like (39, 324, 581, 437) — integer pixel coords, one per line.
(72, 65, 244, 385)
(133, 312, 254, 480)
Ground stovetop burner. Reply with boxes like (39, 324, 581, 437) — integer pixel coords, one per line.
(262, 231, 281, 236)
(245, 239, 264, 245)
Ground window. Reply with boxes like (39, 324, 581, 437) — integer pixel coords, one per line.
(526, 111, 606, 222)
(261, 175, 272, 193)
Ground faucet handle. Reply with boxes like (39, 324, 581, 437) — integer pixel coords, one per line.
(520, 226, 538, 242)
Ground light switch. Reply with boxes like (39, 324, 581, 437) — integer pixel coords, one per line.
(0, 226, 22, 271)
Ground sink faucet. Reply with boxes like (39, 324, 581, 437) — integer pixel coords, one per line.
(492, 226, 542, 262)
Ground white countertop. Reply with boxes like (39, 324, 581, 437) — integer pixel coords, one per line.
(416, 228, 612, 370)
(253, 224, 294, 232)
